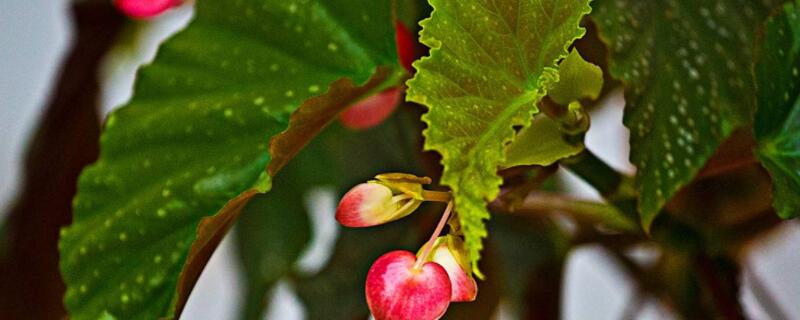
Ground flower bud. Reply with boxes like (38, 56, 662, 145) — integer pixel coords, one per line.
(335, 182, 421, 227)
(366, 250, 451, 320)
(419, 235, 478, 302)
(374, 173, 432, 199)
(336, 174, 431, 227)
(114, 0, 181, 19)
(339, 88, 402, 130)
(394, 21, 415, 72)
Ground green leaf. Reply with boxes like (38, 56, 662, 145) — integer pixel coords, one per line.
(548, 49, 603, 105)
(503, 114, 584, 167)
(58, 0, 402, 319)
(592, 0, 779, 228)
(754, 0, 800, 219)
(406, 0, 592, 274)
(503, 50, 602, 168)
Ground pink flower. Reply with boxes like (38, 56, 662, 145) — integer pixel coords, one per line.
(335, 182, 422, 227)
(336, 174, 432, 228)
(338, 21, 415, 130)
(365, 251, 451, 320)
(114, 0, 181, 19)
(394, 21, 415, 72)
(422, 236, 478, 302)
(339, 88, 402, 130)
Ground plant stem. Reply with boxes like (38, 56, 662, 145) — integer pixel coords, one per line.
(492, 192, 639, 233)
(499, 165, 558, 209)
(562, 150, 640, 225)
(563, 150, 628, 198)
(694, 253, 745, 320)
(421, 190, 451, 203)
(414, 201, 453, 269)
(0, 2, 122, 319)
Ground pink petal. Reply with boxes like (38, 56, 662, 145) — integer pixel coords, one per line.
(431, 244, 478, 302)
(335, 183, 393, 227)
(114, 0, 181, 19)
(366, 251, 452, 320)
(339, 88, 402, 130)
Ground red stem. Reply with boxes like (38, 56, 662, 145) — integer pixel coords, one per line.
(414, 201, 453, 270)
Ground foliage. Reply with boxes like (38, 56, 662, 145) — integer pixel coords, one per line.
(504, 50, 603, 168)
(32, 0, 800, 318)
(754, 0, 800, 219)
(58, 0, 402, 318)
(406, 0, 592, 274)
(593, 0, 779, 228)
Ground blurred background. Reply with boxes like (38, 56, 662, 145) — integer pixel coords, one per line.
(1, 1, 799, 319)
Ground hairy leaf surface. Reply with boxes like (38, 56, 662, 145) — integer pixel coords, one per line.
(593, 0, 778, 228)
(755, 0, 800, 219)
(406, 0, 592, 273)
(58, 1, 402, 319)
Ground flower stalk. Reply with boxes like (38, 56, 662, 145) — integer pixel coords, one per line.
(414, 201, 453, 270)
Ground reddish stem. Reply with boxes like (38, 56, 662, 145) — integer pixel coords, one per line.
(414, 201, 453, 270)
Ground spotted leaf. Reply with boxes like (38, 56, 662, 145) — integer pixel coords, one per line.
(754, 0, 800, 219)
(593, 0, 779, 229)
(58, 1, 403, 319)
(406, 0, 592, 274)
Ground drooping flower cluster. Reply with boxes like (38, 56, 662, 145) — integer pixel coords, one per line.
(336, 173, 477, 320)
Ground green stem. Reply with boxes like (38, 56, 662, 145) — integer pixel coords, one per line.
(563, 150, 623, 197)
(563, 150, 642, 225)
(494, 192, 638, 233)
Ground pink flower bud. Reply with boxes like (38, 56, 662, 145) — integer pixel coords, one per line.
(420, 236, 478, 302)
(366, 251, 451, 320)
(339, 87, 402, 130)
(339, 21, 415, 131)
(114, 0, 181, 19)
(336, 182, 422, 227)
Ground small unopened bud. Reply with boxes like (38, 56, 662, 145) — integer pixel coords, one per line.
(419, 235, 478, 302)
(394, 21, 415, 72)
(340, 88, 402, 130)
(339, 21, 415, 131)
(335, 182, 422, 227)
